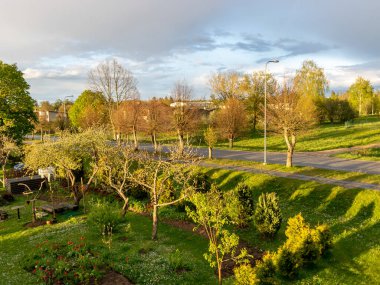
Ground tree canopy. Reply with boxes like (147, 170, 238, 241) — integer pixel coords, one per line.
(0, 60, 36, 142)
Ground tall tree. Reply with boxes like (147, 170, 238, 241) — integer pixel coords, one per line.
(347, 77, 374, 116)
(209, 71, 243, 101)
(0, 60, 36, 143)
(267, 81, 316, 167)
(89, 59, 138, 137)
(215, 97, 248, 148)
(69, 90, 107, 130)
(241, 71, 277, 132)
(141, 98, 171, 152)
(294, 60, 328, 121)
(171, 81, 198, 154)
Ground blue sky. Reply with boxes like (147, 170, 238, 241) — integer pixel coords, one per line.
(1, 0, 379, 101)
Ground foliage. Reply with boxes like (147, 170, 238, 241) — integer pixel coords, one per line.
(348, 77, 374, 116)
(233, 264, 259, 285)
(68, 90, 107, 129)
(253, 252, 276, 284)
(317, 96, 356, 123)
(87, 200, 125, 235)
(168, 249, 192, 272)
(209, 71, 243, 101)
(23, 238, 106, 284)
(254, 192, 282, 238)
(187, 185, 247, 284)
(229, 183, 254, 228)
(273, 246, 301, 278)
(204, 126, 218, 158)
(190, 171, 212, 193)
(0, 60, 37, 143)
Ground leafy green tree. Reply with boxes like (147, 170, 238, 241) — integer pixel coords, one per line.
(348, 77, 374, 116)
(254, 192, 282, 238)
(69, 90, 107, 129)
(204, 126, 218, 159)
(241, 72, 277, 132)
(187, 185, 248, 285)
(294, 60, 328, 121)
(0, 60, 36, 142)
(209, 71, 243, 102)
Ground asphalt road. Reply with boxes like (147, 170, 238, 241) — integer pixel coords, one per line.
(196, 148, 380, 175)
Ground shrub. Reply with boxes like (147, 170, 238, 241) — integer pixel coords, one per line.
(234, 264, 259, 285)
(315, 224, 333, 255)
(129, 198, 147, 213)
(273, 246, 302, 279)
(234, 183, 254, 228)
(190, 171, 212, 193)
(254, 252, 276, 284)
(168, 249, 191, 272)
(253, 192, 282, 238)
(87, 200, 124, 235)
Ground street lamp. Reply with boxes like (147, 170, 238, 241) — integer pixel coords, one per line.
(264, 59, 279, 165)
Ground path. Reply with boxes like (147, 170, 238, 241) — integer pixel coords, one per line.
(201, 162, 380, 191)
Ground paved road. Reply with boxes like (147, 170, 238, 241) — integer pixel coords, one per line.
(197, 148, 380, 175)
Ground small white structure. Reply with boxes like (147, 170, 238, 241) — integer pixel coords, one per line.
(38, 166, 56, 181)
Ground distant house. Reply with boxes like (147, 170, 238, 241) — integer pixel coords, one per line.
(169, 101, 217, 111)
(36, 110, 63, 123)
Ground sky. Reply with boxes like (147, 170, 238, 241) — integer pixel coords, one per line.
(1, 0, 380, 102)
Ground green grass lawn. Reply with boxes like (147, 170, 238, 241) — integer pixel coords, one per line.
(1, 166, 380, 284)
(213, 116, 380, 152)
(334, 148, 380, 162)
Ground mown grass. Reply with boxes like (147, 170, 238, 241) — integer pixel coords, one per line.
(204, 158, 380, 185)
(1, 166, 380, 284)
(213, 116, 380, 152)
(334, 148, 380, 162)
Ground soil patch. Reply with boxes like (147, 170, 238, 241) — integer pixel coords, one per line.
(24, 220, 47, 228)
(162, 218, 208, 238)
(100, 271, 134, 285)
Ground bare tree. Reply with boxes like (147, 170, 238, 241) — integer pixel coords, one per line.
(89, 59, 138, 138)
(209, 71, 243, 101)
(215, 97, 248, 148)
(171, 81, 198, 154)
(267, 81, 316, 167)
(141, 98, 171, 152)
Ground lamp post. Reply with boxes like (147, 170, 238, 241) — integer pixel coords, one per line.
(264, 60, 279, 165)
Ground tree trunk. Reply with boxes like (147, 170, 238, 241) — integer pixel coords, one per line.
(121, 198, 129, 217)
(178, 131, 184, 155)
(218, 265, 222, 285)
(153, 132, 158, 153)
(253, 114, 257, 133)
(284, 129, 296, 168)
(1, 165, 6, 188)
(286, 149, 293, 167)
(32, 199, 36, 223)
(208, 147, 213, 159)
(228, 137, 233, 149)
(152, 204, 158, 240)
(132, 127, 138, 151)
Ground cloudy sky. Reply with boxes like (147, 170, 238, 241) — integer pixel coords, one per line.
(1, 0, 380, 102)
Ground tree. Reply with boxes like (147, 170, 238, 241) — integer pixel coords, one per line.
(204, 126, 218, 159)
(127, 148, 199, 240)
(241, 72, 277, 132)
(69, 90, 107, 129)
(0, 60, 36, 143)
(209, 71, 242, 101)
(89, 59, 138, 138)
(171, 81, 198, 154)
(141, 98, 171, 152)
(267, 82, 316, 167)
(0, 136, 19, 187)
(25, 129, 107, 205)
(294, 60, 328, 121)
(348, 77, 374, 116)
(215, 97, 248, 148)
(187, 185, 248, 284)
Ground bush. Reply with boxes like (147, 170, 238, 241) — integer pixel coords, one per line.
(234, 264, 259, 285)
(168, 249, 191, 272)
(129, 198, 147, 213)
(190, 171, 212, 193)
(254, 252, 276, 284)
(253, 192, 282, 238)
(273, 246, 302, 279)
(87, 200, 124, 235)
(234, 183, 254, 228)
(285, 214, 332, 264)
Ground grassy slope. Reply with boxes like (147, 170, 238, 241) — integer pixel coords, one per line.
(213, 116, 380, 152)
(334, 148, 380, 162)
(1, 166, 380, 284)
(202, 167, 380, 285)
